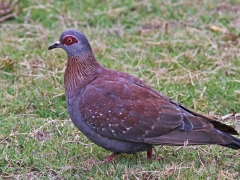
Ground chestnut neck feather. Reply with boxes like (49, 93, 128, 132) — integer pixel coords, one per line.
(64, 53, 101, 97)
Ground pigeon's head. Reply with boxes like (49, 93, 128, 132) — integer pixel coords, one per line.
(48, 30, 93, 57)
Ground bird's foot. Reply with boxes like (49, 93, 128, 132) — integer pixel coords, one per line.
(102, 153, 119, 163)
(147, 149, 162, 161)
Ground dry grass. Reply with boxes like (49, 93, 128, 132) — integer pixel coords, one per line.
(0, 0, 240, 179)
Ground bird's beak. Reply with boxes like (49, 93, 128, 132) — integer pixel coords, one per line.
(48, 41, 60, 50)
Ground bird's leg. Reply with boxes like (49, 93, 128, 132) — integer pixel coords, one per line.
(147, 148, 161, 161)
(147, 148, 153, 159)
(102, 152, 119, 163)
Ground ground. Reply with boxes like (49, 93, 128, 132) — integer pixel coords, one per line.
(0, 0, 240, 179)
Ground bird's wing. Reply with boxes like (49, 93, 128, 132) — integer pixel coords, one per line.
(79, 72, 194, 143)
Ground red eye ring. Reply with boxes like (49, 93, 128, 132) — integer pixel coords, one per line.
(62, 35, 78, 46)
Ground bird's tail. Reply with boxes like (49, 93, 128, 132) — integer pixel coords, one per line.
(220, 133, 240, 149)
(144, 128, 240, 149)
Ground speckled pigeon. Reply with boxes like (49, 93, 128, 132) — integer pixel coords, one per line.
(48, 30, 240, 162)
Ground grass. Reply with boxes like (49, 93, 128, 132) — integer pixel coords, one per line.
(0, 0, 240, 179)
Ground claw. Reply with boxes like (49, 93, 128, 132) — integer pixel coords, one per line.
(102, 153, 119, 163)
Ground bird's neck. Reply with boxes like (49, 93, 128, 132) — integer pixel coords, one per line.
(64, 54, 102, 97)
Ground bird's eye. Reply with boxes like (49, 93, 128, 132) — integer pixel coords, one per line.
(62, 35, 78, 46)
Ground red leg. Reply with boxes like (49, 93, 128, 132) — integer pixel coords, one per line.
(147, 148, 153, 159)
(147, 148, 162, 161)
(102, 153, 119, 163)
